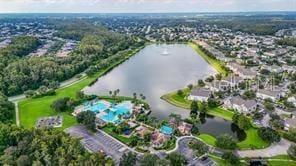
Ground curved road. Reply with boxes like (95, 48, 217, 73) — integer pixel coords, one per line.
(169, 136, 292, 158)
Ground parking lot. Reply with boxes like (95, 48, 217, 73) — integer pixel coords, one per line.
(65, 125, 133, 165)
(176, 137, 217, 166)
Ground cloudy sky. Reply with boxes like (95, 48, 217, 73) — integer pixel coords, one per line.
(0, 0, 295, 13)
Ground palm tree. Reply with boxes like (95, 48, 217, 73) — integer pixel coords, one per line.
(109, 91, 112, 96)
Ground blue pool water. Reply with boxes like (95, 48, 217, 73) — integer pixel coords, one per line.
(81, 100, 133, 123)
(161, 125, 173, 135)
(87, 102, 108, 112)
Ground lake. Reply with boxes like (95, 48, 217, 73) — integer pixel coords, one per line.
(84, 44, 245, 138)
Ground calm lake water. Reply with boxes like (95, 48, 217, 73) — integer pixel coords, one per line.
(84, 44, 245, 138)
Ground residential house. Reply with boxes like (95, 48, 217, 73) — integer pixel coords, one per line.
(284, 118, 296, 130)
(151, 132, 167, 148)
(288, 97, 296, 107)
(256, 89, 286, 102)
(177, 122, 193, 135)
(224, 96, 257, 113)
(135, 126, 149, 138)
(188, 88, 212, 102)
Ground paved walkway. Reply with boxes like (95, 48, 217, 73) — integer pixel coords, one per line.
(237, 138, 292, 158)
(14, 101, 20, 127)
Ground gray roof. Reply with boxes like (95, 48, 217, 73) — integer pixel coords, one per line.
(190, 88, 211, 97)
(257, 89, 283, 97)
(230, 96, 257, 108)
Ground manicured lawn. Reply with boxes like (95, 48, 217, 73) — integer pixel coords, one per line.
(18, 47, 142, 129)
(189, 42, 228, 76)
(197, 134, 216, 147)
(207, 107, 234, 121)
(238, 127, 270, 150)
(160, 88, 191, 109)
(197, 127, 269, 150)
(209, 154, 245, 166)
(102, 126, 131, 145)
(268, 160, 296, 166)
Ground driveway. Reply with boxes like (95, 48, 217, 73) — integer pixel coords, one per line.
(237, 138, 292, 158)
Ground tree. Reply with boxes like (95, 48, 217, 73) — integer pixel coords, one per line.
(76, 111, 96, 131)
(190, 101, 198, 118)
(187, 84, 193, 90)
(207, 94, 218, 108)
(188, 140, 209, 156)
(166, 152, 186, 166)
(0, 124, 109, 165)
(264, 99, 275, 111)
(237, 115, 251, 130)
(177, 89, 183, 96)
(51, 97, 74, 112)
(199, 101, 208, 114)
(139, 154, 160, 166)
(233, 113, 251, 130)
(191, 124, 199, 135)
(222, 152, 240, 165)
(215, 74, 222, 80)
(198, 79, 205, 87)
(215, 134, 237, 150)
(242, 90, 256, 100)
(0, 94, 14, 124)
(120, 152, 137, 166)
(283, 128, 296, 143)
(288, 144, 296, 159)
(257, 127, 281, 143)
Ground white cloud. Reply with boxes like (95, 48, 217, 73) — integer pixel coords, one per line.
(0, 0, 295, 13)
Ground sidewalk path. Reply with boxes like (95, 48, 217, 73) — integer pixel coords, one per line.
(237, 138, 292, 158)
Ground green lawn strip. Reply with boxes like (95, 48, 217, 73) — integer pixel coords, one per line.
(207, 107, 234, 121)
(160, 88, 191, 109)
(237, 128, 270, 150)
(267, 160, 296, 166)
(189, 42, 228, 76)
(102, 126, 131, 145)
(268, 155, 293, 160)
(18, 47, 142, 129)
(209, 154, 245, 166)
(197, 134, 217, 147)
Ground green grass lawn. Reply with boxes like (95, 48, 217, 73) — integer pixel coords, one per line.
(197, 127, 269, 150)
(209, 154, 245, 166)
(102, 126, 131, 145)
(238, 127, 270, 150)
(160, 88, 191, 109)
(207, 107, 234, 121)
(197, 134, 216, 147)
(18, 47, 142, 129)
(268, 160, 296, 166)
(189, 42, 228, 77)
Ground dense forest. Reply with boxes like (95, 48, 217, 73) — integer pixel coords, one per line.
(0, 124, 112, 165)
(0, 93, 15, 124)
(0, 21, 139, 96)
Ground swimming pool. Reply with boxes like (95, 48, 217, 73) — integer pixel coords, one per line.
(160, 125, 173, 135)
(77, 100, 133, 124)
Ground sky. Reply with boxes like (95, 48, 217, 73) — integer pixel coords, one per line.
(0, 0, 295, 13)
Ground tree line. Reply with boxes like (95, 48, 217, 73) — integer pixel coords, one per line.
(0, 21, 139, 96)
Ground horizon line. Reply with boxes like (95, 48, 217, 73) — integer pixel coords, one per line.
(0, 10, 295, 14)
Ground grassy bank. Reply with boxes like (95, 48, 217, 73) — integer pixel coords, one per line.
(160, 88, 191, 109)
(18, 46, 143, 129)
(189, 42, 228, 76)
